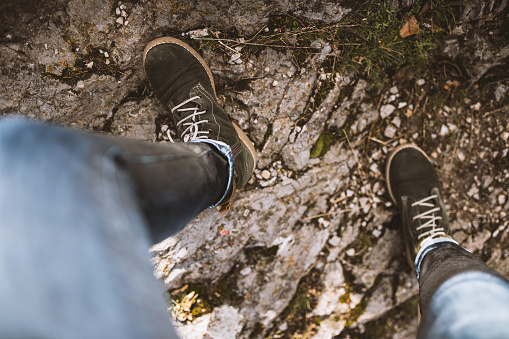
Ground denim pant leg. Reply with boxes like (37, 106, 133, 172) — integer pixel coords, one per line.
(0, 117, 227, 338)
(417, 242, 509, 339)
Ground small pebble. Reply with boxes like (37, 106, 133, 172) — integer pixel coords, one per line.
(116, 7, 121, 15)
(467, 186, 479, 199)
(372, 229, 382, 238)
(384, 124, 397, 139)
(398, 102, 407, 109)
(261, 170, 271, 180)
(328, 236, 341, 247)
(392, 116, 401, 128)
(380, 104, 396, 119)
(231, 53, 241, 62)
(116, 17, 124, 25)
(439, 125, 450, 136)
(498, 194, 506, 205)
(470, 102, 481, 111)
(346, 248, 355, 256)
(417, 79, 426, 86)
(389, 86, 398, 94)
(240, 267, 252, 276)
(121, 10, 127, 17)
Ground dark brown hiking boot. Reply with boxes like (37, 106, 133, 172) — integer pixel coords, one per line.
(143, 37, 257, 212)
(385, 144, 455, 267)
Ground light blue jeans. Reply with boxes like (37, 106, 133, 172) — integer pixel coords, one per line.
(416, 238, 509, 338)
(0, 117, 235, 338)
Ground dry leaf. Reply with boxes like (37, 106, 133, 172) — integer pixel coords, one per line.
(444, 80, 461, 91)
(431, 23, 444, 33)
(400, 16, 420, 38)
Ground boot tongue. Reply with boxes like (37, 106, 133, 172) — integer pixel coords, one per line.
(398, 180, 435, 206)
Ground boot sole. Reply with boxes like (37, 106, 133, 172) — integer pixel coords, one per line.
(233, 123, 259, 167)
(143, 37, 258, 170)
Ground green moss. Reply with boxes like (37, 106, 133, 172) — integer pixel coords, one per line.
(310, 133, 332, 158)
(345, 300, 367, 327)
(347, 230, 377, 262)
(332, 1, 445, 85)
(176, 0, 457, 88)
(344, 295, 419, 338)
(250, 322, 265, 338)
(267, 268, 323, 338)
(339, 292, 351, 304)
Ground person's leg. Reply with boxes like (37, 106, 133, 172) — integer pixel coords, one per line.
(0, 117, 181, 338)
(417, 242, 509, 312)
(386, 144, 509, 339)
(100, 132, 229, 243)
(416, 243, 509, 339)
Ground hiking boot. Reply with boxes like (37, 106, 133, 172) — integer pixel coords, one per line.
(385, 144, 455, 267)
(143, 37, 257, 212)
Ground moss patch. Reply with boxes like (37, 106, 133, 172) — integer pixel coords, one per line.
(169, 277, 243, 323)
(341, 295, 419, 338)
(185, 1, 457, 86)
(266, 268, 323, 338)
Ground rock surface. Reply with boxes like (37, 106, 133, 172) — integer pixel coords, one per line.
(1, 0, 508, 338)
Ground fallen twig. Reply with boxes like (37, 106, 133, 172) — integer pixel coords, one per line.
(483, 105, 509, 117)
(302, 209, 352, 221)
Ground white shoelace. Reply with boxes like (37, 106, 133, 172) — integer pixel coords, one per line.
(412, 194, 446, 240)
(167, 96, 210, 142)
